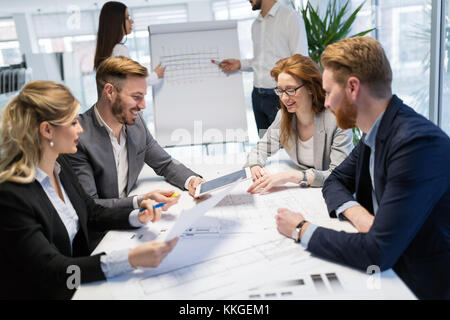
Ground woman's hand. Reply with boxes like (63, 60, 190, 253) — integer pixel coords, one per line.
(128, 238, 179, 268)
(247, 171, 292, 195)
(154, 62, 166, 78)
(250, 165, 266, 181)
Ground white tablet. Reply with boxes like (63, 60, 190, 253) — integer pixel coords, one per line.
(194, 168, 251, 198)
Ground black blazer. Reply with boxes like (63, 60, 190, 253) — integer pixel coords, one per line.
(317, 95, 450, 299)
(0, 156, 134, 299)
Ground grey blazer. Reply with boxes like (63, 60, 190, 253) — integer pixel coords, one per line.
(66, 106, 199, 209)
(245, 109, 353, 187)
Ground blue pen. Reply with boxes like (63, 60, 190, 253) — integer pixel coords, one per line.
(139, 202, 165, 212)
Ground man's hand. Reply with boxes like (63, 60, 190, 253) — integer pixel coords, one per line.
(275, 208, 308, 239)
(154, 62, 166, 78)
(218, 59, 241, 73)
(138, 199, 162, 224)
(142, 190, 179, 211)
(342, 206, 374, 233)
(188, 177, 205, 198)
(128, 238, 179, 268)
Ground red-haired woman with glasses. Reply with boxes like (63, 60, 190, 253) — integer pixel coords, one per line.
(246, 54, 353, 194)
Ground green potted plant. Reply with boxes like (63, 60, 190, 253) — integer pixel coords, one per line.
(292, 0, 376, 145)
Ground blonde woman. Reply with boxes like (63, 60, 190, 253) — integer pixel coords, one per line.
(0, 81, 178, 299)
(246, 54, 353, 194)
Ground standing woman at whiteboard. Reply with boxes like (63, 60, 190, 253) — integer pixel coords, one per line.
(93, 1, 165, 84)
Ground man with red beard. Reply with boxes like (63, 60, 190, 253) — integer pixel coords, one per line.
(67, 57, 203, 247)
(275, 37, 450, 299)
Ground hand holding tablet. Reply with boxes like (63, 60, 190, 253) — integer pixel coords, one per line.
(194, 168, 251, 198)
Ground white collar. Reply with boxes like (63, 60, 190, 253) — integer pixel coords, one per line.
(35, 161, 61, 183)
(256, 1, 280, 21)
(94, 104, 127, 138)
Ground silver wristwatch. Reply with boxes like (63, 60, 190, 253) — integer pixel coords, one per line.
(291, 220, 308, 243)
(299, 171, 308, 188)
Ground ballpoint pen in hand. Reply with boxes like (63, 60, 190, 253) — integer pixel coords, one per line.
(139, 192, 180, 212)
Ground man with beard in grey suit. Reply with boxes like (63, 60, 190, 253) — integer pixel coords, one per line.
(67, 56, 204, 214)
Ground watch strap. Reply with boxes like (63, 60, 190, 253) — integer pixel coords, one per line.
(299, 171, 308, 187)
(294, 220, 308, 243)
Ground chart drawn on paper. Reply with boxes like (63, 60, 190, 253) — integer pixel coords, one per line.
(244, 272, 345, 300)
(160, 46, 225, 84)
(192, 188, 312, 234)
(192, 185, 357, 235)
(138, 237, 302, 297)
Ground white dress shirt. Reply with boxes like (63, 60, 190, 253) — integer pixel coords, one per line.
(94, 105, 129, 200)
(35, 162, 138, 278)
(240, 2, 308, 89)
(35, 163, 79, 252)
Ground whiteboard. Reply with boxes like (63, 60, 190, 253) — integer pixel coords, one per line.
(149, 21, 248, 147)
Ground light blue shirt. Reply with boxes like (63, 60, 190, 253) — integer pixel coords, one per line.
(35, 164, 79, 254)
(35, 162, 143, 278)
(302, 111, 386, 248)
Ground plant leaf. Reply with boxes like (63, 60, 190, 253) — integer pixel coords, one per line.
(301, 0, 377, 64)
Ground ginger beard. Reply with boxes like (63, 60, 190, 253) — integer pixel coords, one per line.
(332, 93, 358, 130)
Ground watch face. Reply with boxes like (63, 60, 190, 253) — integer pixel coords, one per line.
(300, 181, 308, 188)
(291, 228, 299, 241)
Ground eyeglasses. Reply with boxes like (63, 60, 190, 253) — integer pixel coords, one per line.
(274, 84, 305, 97)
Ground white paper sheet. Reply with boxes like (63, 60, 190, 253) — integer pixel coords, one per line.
(164, 179, 241, 241)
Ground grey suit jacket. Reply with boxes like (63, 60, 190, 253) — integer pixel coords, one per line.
(245, 109, 353, 187)
(66, 106, 200, 208)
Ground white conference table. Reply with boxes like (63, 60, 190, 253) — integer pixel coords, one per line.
(73, 149, 416, 300)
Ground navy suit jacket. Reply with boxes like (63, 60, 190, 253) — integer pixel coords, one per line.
(318, 95, 450, 299)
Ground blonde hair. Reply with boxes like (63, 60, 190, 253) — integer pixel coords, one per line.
(95, 56, 148, 97)
(0, 81, 80, 184)
(321, 36, 392, 99)
(270, 54, 325, 148)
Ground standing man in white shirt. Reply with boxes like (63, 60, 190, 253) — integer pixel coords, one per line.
(219, 0, 308, 137)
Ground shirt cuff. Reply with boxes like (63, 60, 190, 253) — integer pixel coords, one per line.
(336, 201, 361, 220)
(147, 71, 160, 85)
(129, 209, 145, 227)
(100, 249, 135, 278)
(132, 195, 141, 209)
(240, 59, 252, 71)
(300, 223, 318, 249)
(184, 175, 197, 190)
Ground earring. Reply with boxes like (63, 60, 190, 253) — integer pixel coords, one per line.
(50, 141, 54, 147)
